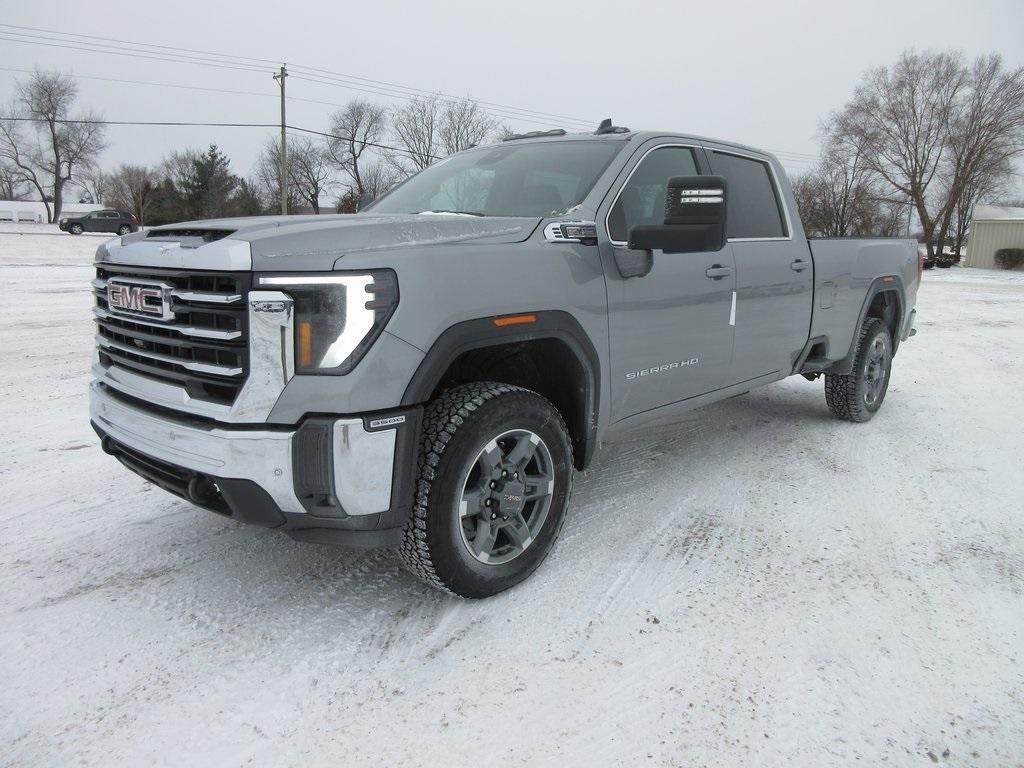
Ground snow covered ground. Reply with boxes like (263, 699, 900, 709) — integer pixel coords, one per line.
(1, 225, 1022, 767)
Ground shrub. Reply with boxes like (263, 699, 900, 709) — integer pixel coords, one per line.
(994, 248, 1024, 270)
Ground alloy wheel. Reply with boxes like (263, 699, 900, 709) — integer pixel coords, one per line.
(457, 429, 555, 565)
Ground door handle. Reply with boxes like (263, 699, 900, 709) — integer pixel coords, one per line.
(705, 265, 733, 280)
(790, 259, 809, 272)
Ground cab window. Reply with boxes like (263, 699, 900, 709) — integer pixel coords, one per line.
(708, 151, 787, 239)
(608, 146, 699, 243)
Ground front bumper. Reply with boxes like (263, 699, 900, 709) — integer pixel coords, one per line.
(90, 382, 419, 547)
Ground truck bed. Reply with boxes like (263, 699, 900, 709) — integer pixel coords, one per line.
(806, 237, 920, 365)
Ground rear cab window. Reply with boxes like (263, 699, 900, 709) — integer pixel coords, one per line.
(708, 151, 787, 239)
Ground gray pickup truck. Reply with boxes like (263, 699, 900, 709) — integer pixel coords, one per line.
(90, 122, 920, 597)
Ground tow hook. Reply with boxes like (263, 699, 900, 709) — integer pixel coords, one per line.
(187, 476, 219, 505)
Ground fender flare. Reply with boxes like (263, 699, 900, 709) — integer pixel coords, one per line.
(832, 275, 906, 376)
(401, 311, 601, 468)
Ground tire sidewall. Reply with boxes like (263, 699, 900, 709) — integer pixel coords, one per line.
(854, 321, 892, 416)
(424, 391, 572, 596)
(70, 224, 82, 235)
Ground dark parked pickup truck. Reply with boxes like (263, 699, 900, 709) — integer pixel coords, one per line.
(60, 209, 138, 236)
(90, 122, 920, 597)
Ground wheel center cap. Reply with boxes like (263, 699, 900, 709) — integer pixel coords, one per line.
(497, 480, 526, 517)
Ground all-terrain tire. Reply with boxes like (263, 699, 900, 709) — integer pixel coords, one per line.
(824, 317, 893, 423)
(399, 382, 573, 598)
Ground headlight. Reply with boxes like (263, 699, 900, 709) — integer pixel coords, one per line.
(257, 271, 398, 374)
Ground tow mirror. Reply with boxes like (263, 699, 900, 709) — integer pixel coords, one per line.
(627, 175, 727, 254)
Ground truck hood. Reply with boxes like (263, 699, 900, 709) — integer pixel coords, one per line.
(112, 214, 542, 271)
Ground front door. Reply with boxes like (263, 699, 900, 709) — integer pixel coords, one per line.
(706, 149, 813, 384)
(599, 143, 737, 422)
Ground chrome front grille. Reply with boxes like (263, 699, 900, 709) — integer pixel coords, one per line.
(93, 265, 250, 404)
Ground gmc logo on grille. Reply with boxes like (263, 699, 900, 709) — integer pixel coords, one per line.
(106, 279, 174, 321)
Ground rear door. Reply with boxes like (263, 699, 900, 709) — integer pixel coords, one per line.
(98, 211, 120, 233)
(599, 142, 736, 422)
(706, 150, 813, 384)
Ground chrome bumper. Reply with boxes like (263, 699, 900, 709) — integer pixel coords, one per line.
(89, 382, 397, 517)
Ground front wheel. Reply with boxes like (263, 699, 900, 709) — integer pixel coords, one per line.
(824, 318, 893, 423)
(399, 382, 573, 597)
(69, 224, 83, 235)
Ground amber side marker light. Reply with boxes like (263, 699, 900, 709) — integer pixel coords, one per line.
(493, 313, 538, 328)
(298, 320, 314, 368)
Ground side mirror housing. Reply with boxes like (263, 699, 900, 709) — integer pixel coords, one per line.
(627, 175, 727, 254)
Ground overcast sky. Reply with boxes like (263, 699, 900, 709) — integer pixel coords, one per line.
(1, 0, 1021, 186)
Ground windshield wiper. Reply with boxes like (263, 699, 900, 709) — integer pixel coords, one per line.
(415, 209, 486, 217)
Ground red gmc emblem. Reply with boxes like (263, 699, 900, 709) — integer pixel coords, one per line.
(106, 280, 173, 320)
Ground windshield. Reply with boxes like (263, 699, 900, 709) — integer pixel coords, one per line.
(367, 141, 623, 217)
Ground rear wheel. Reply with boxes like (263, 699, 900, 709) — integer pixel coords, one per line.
(117, 224, 131, 236)
(399, 382, 573, 597)
(824, 318, 893, 423)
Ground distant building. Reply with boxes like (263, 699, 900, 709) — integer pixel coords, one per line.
(965, 205, 1024, 269)
(0, 200, 105, 223)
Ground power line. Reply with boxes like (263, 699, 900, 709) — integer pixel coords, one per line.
(0, 24, 824, 160)
(0, 33, 271, 75)
(0, 23, 599, 127)
(288, 73, 594, 130)
(286, 70, 597, 127)
(0, 28, 592, 130)
(0, 66, 389, 112)
(0, 22, 281, 67)
(0, 66, 280, 100)
(0, 115, 444, 160)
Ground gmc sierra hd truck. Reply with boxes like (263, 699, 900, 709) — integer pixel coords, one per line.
(90, 122, 919, 597)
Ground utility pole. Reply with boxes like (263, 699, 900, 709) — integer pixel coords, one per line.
(273, 64, 288, 216)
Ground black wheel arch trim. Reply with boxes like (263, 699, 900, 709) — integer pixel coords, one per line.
(831, 275, 906, 376)
(401, 310, 601, 469)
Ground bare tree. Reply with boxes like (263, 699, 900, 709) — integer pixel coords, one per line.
(439, 97, 500, 155)
(6, 70, 107, 222)
(792, 123, 913, 238)
(832, 51, 1024, 258)
(0, 113, 50, 215)
(0, 160, 29, 200)
(933, 55, 1024, 254)
(388, 95, 443, 176)
(287, 136, 335, 213)
(75, 168, 113, 205)
(255, 139, 301, 213)
(326, 99, 388, 196)
(833, 52, 966, 257)
(108, 164, 158, 224)
(360, 161, 400, 200)
(792, 136, 874, 236)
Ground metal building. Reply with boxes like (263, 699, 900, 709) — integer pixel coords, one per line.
(965, 205, 1024, 269)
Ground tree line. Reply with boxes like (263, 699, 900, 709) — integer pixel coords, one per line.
(2, 52, 1022, 242)
(0, 68, 508, 224)
(792, 51, 1024, 257)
